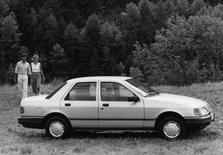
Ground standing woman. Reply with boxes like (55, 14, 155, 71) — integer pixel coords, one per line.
(30, 54, 45, 95)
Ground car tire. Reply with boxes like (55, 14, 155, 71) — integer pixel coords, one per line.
(45, 116, 71, 139)
(159, 116, 186, 140)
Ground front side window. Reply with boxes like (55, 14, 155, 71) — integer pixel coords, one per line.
(65, 82, 96, 101)
(101, 82, 135, 101)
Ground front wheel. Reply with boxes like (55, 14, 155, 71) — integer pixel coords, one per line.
(159, 116, 186, 140)
(45, 116, 71, 139)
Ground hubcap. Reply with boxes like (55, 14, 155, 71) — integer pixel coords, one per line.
(163, 121, 180, 139)
(49, 121, 65, 137)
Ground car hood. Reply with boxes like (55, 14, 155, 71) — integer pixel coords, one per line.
(22, 95, 48, 102)
(147, 93, 207, 108)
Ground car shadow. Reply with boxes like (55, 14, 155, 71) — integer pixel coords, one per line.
(71, 130, 161, 139)
(186, 129, 222, 140)
(16, 128, 221, 141)
(70, 129, 222, 141)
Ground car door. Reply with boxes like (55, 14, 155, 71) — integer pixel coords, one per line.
(99, 81, 144, 128)
(60, 81, 98, 128)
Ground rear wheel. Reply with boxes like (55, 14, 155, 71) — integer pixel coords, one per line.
(159, 116, 186, 140)
(45, 116, 71, 139)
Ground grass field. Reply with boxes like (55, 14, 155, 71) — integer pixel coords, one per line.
(0, 82, 223, 155)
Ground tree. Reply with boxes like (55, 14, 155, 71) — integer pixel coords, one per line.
(191, 0, 206, 15)
(177, 0, 189, 16)
(99, 21, 125, 75)
(0, 11, 21, 83)
(154, 0, 175, 29)
(48, 43, 68, 78)
(121, 2, 140, 48)
(78, 13, 101, 76)
(63, 23, 79, 77)
(152, 16, 197, 85)
(44, 13, 59, 45)
(131, 42, 170, 85)
(211, 4, 223, 19)
(138, 0, 157, 44)
(130, 42, 151, 82)
(189, 15, 223, 81)
(120, 2, 141, 75)
(0, 0, 9, 16)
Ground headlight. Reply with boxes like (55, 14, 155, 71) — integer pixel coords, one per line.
(206, 104, 212, 112)
(193, 107, 209, 116)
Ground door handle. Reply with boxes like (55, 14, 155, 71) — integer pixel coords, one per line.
(102, 103, 109, 107)
(65, 103, 71, 106)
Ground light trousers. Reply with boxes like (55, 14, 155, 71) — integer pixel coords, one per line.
(17, 74, 28, 98)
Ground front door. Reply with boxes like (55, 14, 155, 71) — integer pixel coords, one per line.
(60, 82, 98, 128)
(99, 82, 144, 128)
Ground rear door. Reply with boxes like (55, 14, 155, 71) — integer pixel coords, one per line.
(98, 81, 144, 128)
(60, 81, 98, 128)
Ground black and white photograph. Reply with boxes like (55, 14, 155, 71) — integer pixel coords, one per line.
(0, 0, 223, 154)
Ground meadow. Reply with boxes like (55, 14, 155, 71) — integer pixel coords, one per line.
(0, 82, 223, 155)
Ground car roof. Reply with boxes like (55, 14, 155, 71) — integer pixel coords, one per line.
(67, 76, 132, 83)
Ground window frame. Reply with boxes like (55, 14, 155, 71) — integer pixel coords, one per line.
(100, 82, 137, 102)
(64, 81, 97, 101)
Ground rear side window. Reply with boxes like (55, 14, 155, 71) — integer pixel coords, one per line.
(65, 82, 96, 101)
(46, 82, 67, 99)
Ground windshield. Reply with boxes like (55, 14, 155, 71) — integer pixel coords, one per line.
(46, 82, 67, 99)
(125, 79, 159, 97)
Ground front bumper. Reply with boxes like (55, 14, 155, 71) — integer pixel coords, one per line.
(18, 116, 44, 129)
(184, 112, 215, 131)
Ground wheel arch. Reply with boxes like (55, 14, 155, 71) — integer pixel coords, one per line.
(154, 111, 185, 131)
(41, 112, 71, 129)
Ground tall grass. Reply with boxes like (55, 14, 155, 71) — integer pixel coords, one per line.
(0, 82, 223, 154)
(40, 78, 64, 95)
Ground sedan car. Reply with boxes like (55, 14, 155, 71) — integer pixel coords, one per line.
(18, 76, 215, 140)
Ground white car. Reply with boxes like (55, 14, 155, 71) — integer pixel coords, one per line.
(18, 76, 214, 140)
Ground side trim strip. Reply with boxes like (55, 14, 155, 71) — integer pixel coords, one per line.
(69, 118, 156, 121)
(20, 116, 44, 118)
(21, 116, 156, 121)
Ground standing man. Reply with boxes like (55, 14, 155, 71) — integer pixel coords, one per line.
(15, 53, 32, 99)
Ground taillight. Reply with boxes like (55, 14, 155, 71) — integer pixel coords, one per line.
(20, 107, 24, 114)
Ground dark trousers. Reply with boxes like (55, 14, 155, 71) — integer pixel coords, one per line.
(31, 72, 41, 95)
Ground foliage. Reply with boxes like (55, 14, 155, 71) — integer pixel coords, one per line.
(191, 0, 206, 15)
(1, 0, 223, 85)
(189, 15, 223, 82)
(0, 5, 21, 83)
(152, 16, 197, 85)
(78, 13, 101, 76)
(99, 22, 125, 75)
(63, 23, 79, 77)
(177, 0, 190, 16)
(48, 43, 68, 78)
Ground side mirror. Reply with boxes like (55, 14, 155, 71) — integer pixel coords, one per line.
(128, 96, 139, 102)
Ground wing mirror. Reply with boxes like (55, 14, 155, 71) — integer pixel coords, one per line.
(128, 96, 139, 102)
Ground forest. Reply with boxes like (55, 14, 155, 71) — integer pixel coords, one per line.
(1, 0, 223, 85)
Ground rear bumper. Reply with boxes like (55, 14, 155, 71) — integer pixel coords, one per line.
(18, 117, 44, 129)
(184, 112, 215, 131)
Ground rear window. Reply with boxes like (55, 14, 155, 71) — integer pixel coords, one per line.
(46, 82, 67, 99)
